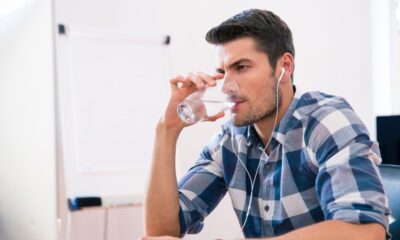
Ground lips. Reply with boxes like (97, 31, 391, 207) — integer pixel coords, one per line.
(226, 95, 245, 112)
(230, 99, 245, 113)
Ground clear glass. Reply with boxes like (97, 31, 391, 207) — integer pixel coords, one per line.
(177, 81, 234, 125)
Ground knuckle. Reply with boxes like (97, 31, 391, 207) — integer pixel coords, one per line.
(170, 75, 182, 82)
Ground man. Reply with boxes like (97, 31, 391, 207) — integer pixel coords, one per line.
(143, 9, 390, 239)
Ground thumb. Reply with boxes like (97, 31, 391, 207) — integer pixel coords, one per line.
(212, 73, 224, 80)
(205, 111, 225, 122)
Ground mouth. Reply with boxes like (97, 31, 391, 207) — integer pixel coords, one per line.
(229, 97, 245, 113)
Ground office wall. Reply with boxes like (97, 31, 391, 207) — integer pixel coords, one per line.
(0, 0, 57, 239)
(372, 0, 399, 116)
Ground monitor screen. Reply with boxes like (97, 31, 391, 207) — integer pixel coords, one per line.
(377, 115, 400, 165)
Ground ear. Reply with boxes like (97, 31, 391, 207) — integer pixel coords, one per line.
(277, 52, 294, 82)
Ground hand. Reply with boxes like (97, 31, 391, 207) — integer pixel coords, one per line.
(160, 72, 225, 131)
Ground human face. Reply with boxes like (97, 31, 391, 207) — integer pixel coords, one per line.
(216, 37, 280, 127)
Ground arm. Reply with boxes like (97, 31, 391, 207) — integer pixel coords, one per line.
(248, 102, 389, 240)
(144, 122, 181, 237)
(300, 103, 390, 239)
(265, 220, 385, 240)
(144, 73, 224, 237)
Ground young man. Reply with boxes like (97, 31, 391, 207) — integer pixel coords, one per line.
(143, 9, 390, 239)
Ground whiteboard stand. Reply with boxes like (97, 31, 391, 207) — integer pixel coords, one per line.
(55, 23, 171, 239)
(103, 207, 108, 240)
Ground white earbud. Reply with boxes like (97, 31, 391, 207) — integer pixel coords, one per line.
(277, 67, 285, 83)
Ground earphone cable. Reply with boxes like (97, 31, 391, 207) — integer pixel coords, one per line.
(231, 69, 283, 237)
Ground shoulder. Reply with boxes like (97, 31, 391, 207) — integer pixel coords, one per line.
(295, 91, 352, 117)
(301, 91, 366, 140)
(297, 91, 374, 165)
(295, 91, 364, 137)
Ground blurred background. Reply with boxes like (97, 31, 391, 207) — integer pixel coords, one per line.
(0, 0, 399, 239)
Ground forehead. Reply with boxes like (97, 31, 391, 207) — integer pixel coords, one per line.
(215, 37, 268, 66)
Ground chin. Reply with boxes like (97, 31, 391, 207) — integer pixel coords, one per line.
(230, 114, 250, 127)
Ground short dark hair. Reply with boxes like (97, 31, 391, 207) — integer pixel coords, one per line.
(206, 9, 295, 72)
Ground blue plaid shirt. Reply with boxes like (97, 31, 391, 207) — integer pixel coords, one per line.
(178, 88, 390, 238)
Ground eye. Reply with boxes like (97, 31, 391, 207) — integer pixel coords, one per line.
(236, 64, 249, 72)
(216, 68, 225, 74)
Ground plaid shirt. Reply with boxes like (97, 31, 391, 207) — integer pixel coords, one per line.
(178, 88, 390, 238)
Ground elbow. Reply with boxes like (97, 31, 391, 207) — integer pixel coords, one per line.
(356, 223, 386, 240)
(144, 218, 180, 237)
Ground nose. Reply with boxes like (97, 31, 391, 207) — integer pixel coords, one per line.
(222, 76, 239, 96)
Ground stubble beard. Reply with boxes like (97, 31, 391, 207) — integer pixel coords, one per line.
(232, 82, 282, 127)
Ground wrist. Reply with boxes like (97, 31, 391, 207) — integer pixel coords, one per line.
(156, 120, 183, 139)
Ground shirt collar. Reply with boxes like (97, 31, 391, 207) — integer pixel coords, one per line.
(246, 125, 261, 147)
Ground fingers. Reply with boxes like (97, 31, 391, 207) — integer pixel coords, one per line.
(212, 72, 224, 80)
(203, 111, 225, 122)
(196, 71, 225, 87)
(170, 72, 224, 91)
(195, 72, 217, 88)
(169, 75, 194, 91)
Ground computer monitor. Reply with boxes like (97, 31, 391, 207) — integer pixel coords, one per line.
(377, 115, 400, 165)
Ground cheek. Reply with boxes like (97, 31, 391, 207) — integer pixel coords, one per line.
(247, 82, 273, 102)
(247, 85, 277, 113)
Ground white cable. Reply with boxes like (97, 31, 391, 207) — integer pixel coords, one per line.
(231, 69, 283, 238)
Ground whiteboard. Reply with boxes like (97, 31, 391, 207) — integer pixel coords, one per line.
(55, 26, 170, 205)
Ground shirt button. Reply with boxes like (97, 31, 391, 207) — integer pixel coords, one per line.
(264, 205, 270, 212)
(265, 164, 271, 170)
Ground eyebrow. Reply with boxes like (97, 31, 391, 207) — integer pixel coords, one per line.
(216, 58, 252, 74)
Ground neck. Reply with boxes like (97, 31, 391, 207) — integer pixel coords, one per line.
(254, 85, 294, 147)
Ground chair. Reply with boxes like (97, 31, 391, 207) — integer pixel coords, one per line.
(378, 164, 400, 239)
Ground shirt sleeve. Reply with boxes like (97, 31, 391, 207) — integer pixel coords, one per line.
(304, 99, 391, 235)
(178, 126, 228, 237)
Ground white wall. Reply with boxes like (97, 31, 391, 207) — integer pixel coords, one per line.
(0, 0, 57, 239)
(371, 0, 399, 116)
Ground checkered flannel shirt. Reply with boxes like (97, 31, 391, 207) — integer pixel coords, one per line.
(178, 88, 390, 238)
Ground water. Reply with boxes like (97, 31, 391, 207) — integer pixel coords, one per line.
(203, 100, 234, 116)
(177, 100, 234, 124)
